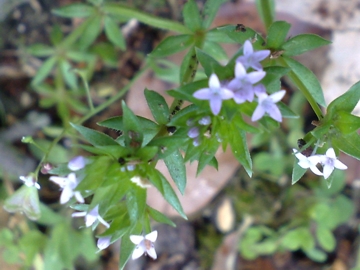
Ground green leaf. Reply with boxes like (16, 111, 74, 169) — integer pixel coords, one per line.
(197, 139, 219, 175)
(205, 28, 237, 44)
(52, 3, 95, 18)
(149, 34, 193, 57)
(304, 248, 327, 262)
(282, 56, 326, 107)
(282, 34, 331, 56)
(202, 40, 228, 63)
(77, 15, 102, 50)
(202, 0, 227, 29)
(291, 158, 306, 185)
(196, 48, 224, 77)
(27, 44, 55, 57)
(19, 231, 46, 266)
(219, 25, 265, 49)
(144, 89, 170, 124)
(59, 59, 77, 90)
(266, 21, 291, 49)
(50, 24, 64, 45)
(37, 203, 63, 225)
(32, 56, 57, 85)
(333, 111, 360, 134)
(278, 102, 299, 119)
(126, 187, 146, 224)
(71, 123, 119, 147)
(103, 3, 191, 34)
(179, 46, 197, 84)
(229, 125, 252, 177)
(147, 206, 176, 227)
(136, 146, 158, 161)
(164, 149, 186, 194)
(148, 167, 187, 219)
(327, 81, 360, 116)
(104, 16, 126, 50)
(316, 225, 336, 252)
(122, 101, 143, 148)
(119, 223, 142, 270)
(281, 227, 314, 251)
(183, 0, 202, 32)
(332, 132, 360, 161)
(148, 135, 187, 159)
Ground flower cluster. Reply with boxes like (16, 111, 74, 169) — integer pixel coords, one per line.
(130, 231, 158, 260)
(49, 156, 86, 204)
(193, 40, 285, 122)
(186, 115, 212, 146)
(294, 147, 347, 179)
(72, 204, 110, 228)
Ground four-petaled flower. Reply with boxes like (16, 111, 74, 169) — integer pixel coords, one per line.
(251, 90, 286, 122)
(227, 62, 266, 103)
(193, 73, 233, 115)
(318, 148, 347, 179)
(20, 175, 40, 189)
(49, 173, 84, 204)
(236, 40, 270, 71)
(293, 149, 323, 176)
(72, 205, 110, 228)
(130, 230, 158, 260)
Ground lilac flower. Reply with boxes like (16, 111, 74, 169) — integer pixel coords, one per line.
(130, 231, 158, 260)
(97, 236, 111, 250)
(251, 90, 286, 122)
(20, 175, 40, 189)
(49, 173, 84, 204)
(236, 40, 270, 71)
(193, 73, 233, 115)
(187, 127, 200, 138)
(293, 149, 323, 176)
(72, 205, 110, 228)
(227, 62, 266, 104)
(68, 156, 86, 171)
(318, 148, 347, 179)
(198, 116, 211, 126)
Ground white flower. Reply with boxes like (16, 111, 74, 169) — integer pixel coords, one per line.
(97, 236, 111, 250)
(130, 230, 158, 260)
(130, 176, 152, 188)
(72, 205, 110, 228)
(68, 156, 86, 171)
(20, 175, 40, 189)
(318, 148, 347, 179)
(293, 149, 323, 176)
(49, 173, 84, 204)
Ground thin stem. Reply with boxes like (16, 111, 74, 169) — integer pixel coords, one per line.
(78, 71, 94, 111)
(256, 0, 274, 30)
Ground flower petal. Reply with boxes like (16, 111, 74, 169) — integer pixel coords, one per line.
(210, 96, 222, 115)
(266, 104, 282, 122)
(247, 71, 266, 84)
(68, 156, 86, 171)
(323, 164, 334, 179)
(333, 160, 347, 170)
(145, 231, 158, 242)
(147, 247, 157, 260)
(325, 148, 336, 159)
(193, 88, 212, 100)
(209, 73, 221, 88)
(132, 245, 145, 260)
(234, 62, 247, 78)
(269, 90, 286, 103)
(251, 105, 265, 121)
(130, 235, 145, 245)
(243, 40, 253, 55)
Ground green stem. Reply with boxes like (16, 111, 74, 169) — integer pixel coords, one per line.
(256, 0, 274, 30)
(103, 3, 192, 34)
(78, 71, 94, 111)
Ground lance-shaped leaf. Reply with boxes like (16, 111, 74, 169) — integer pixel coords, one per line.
(164, 149, 186, 194)
(202, 0, 227, 29)
(149, 34, 193, 58)
(52, 3, 95, 18)
(266, 21, 291, 49)
(4, 186, 41, 220)
(104, 16, 126, 50)
(183, 0, 202, 32)
(333, 110, 360, 134)
(32, 56, 57, 85)
(282, 34, 331, 56)
(147, 206, 176, 227)
(119, 222, 142, 270)
(332, 132, 360, 161)
(144, 89, 170, 125)
(327, 81, 360, 117)
(77, 15, 102, 50)
(126, 187, 146, 225)
(71, 123, 119, 147)
(291, 158, 307, 185)
(122, 101, 144, 149)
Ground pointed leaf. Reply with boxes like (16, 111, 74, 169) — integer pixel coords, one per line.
(327, 81, 360, 116)
(122, 101, 143, 148)
(59, 59, 77, 90)
(183, 0, 202, 32)
(164, 149, 186, 194)
(119, 223, 142, 270)
(229, 125, 252, 176)
(266, 21, 291, 49)
(52, 3, 95, 18)
(202, 0, 227, 29)
(149, 34, 193, 57)
(32, 56, 57, 85)
(104, 16, 126, 50)
(77, 15, 102, 50)
(282, 34, 331, 56)
(144, 89, 170, 124)
(71, 123, 119, 146)
(126, 187, 146, 224)
(291, 159, 307, 185)
(147, 206, 176, 227)
(332, 132, 360, 161)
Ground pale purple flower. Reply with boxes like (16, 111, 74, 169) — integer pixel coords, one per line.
(97, 236, 111, 250)
(251, 90, 286, 122)
(20, 175, 40, 189)
(198, 116, 211, 126)
(130, 230, 158, 260)
(49, 173, 84, 204)
(72, 205, 110, 228)
(193, 74, 233, 115)
(318, 148, 347, 179)
(131, 176, 152, 188)
(227, 62, 266, 104)
(293, 149, 323, 176)
(236, 40, 270, 71)
(68, 156, 86, 171)
(187, 127, 199, 138)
